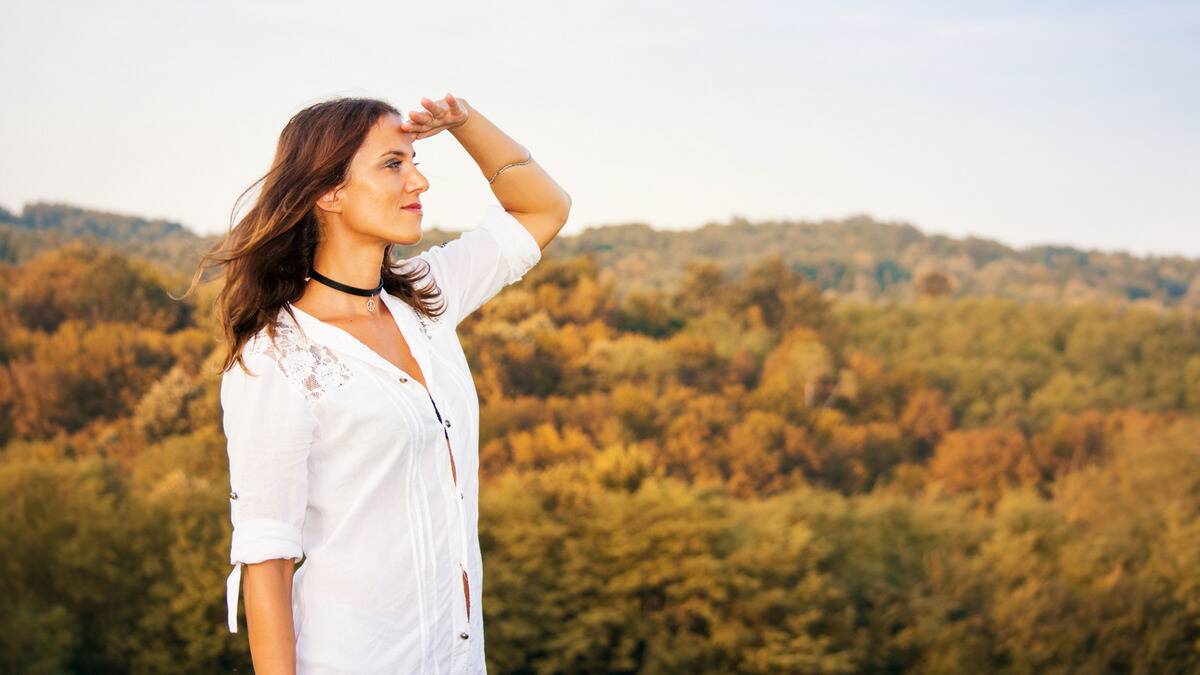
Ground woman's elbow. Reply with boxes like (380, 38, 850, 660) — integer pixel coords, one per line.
(553, 191, 572, 226)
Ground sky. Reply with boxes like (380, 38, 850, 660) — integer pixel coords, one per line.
(1, 0, 1197, 257)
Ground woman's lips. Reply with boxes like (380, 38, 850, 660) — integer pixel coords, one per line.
(402, 203, 422, 212)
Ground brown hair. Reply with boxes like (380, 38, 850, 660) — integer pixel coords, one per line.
(175, 97, 446, 375)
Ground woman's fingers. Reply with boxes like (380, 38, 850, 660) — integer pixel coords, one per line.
(399, 94, 460, 137)
(421, 97, 448, 119)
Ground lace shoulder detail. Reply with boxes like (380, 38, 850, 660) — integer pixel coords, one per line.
(245, 311, 353, 402)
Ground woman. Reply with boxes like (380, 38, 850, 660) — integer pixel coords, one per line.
(197, 94, 569, 673)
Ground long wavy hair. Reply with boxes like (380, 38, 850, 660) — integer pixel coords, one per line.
(177, 97, 447, 375)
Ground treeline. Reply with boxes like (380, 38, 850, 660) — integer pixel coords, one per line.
(5, 200, 1199, 306)
(0, 230, 1198, 671)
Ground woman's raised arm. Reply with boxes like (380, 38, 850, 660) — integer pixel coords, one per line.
(402, 94, 571, 250)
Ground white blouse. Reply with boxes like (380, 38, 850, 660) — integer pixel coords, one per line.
(221, 205, 543, 674)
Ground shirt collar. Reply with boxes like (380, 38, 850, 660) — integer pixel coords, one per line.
(282, 290, 436, 390)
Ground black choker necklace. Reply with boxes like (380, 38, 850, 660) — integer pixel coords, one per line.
(306, 268, 385, 312)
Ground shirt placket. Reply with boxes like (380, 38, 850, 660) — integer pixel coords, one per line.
(381, 369, 475, 650)
(397, 301, 476, 650)
(427, 392, 474, 626)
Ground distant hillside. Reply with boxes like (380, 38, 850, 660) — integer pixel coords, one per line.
(561, 215, 1200, 307)
(0, 201, 218, 275)
(2, 201, 1197, 306)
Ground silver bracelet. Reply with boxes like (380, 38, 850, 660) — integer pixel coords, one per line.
(487, 150, 533, 184)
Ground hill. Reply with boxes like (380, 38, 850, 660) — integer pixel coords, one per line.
(2, 201, 1196, 306)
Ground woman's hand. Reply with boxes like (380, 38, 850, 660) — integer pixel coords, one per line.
(400, 94, 470, 140)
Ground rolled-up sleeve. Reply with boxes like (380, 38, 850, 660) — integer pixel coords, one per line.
(220, 348, 317, 632)
(406, 204, 543, 327)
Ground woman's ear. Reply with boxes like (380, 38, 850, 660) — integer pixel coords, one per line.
(315, 183, 345, 216)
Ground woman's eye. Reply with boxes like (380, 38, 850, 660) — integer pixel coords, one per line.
(387, 160, 421, 169)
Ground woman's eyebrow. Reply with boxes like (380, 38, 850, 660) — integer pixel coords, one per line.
(379, 149, 416, 159)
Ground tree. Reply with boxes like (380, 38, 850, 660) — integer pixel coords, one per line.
(928, 428, 1039, 508)
(916, 270, 952, 298)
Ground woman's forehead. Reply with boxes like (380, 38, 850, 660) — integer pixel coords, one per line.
(360, 115, 415, 156)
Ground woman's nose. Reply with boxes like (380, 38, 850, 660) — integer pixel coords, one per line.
(410, 172, 429, 192)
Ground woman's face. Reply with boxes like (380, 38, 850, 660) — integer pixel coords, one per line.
(318, 112, 429, 245)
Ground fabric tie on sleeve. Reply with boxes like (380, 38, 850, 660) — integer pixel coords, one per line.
(226, 562, 243, 633)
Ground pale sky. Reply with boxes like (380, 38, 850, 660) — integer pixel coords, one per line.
(2, 0, 1197, 256)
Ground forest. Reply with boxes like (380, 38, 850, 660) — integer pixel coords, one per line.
(1, 202, 1198, 673)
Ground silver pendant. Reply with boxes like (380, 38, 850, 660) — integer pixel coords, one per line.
(366, 296, 376, 312)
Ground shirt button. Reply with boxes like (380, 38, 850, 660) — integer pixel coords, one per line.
(444, 418, 452, 428)
(459, 632, 469, 640)
(229, 491, 238, 500)
(399, 376, 408, 383)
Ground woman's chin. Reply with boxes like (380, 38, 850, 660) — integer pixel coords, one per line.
(398, 226, 423, 245)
